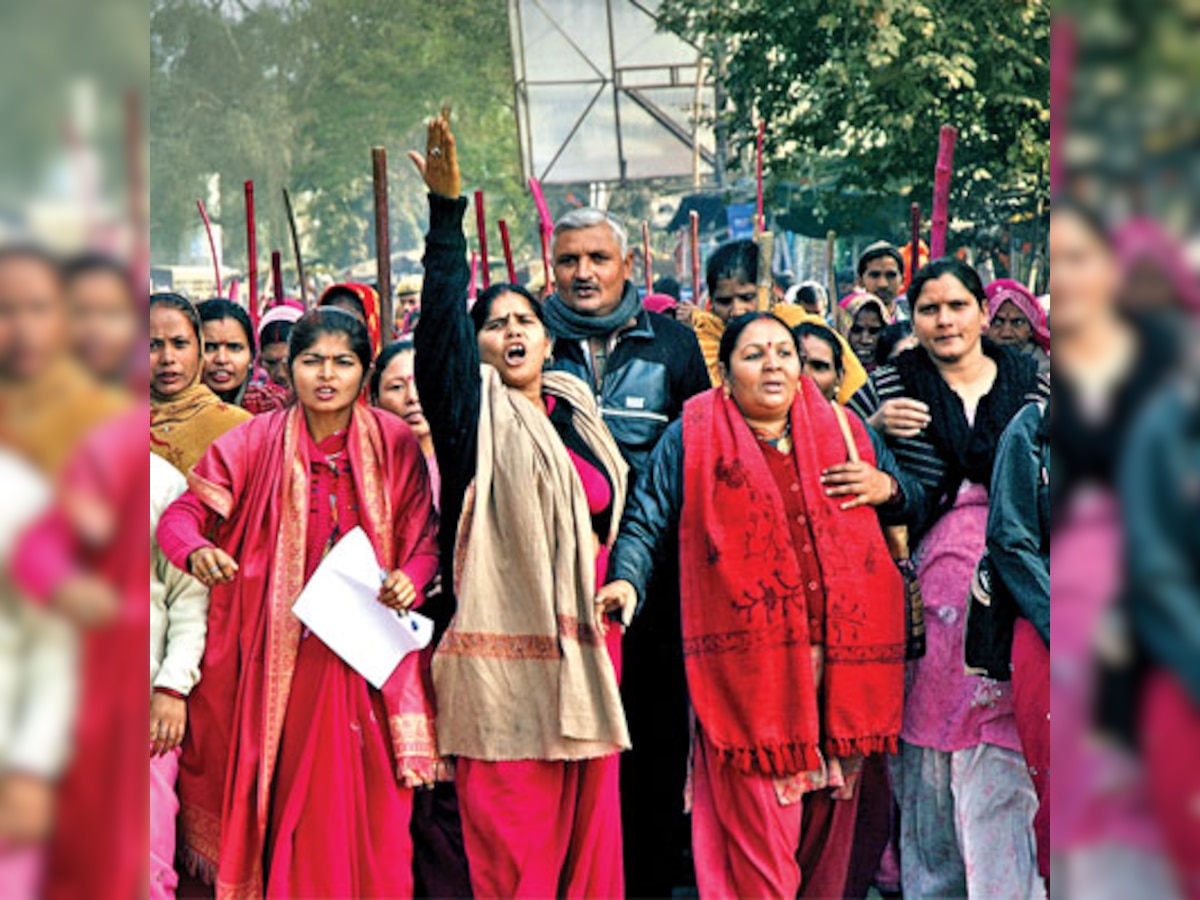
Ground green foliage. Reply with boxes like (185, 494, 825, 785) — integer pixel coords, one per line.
(151, 0, 529, 273)
(657, 0, 1049, 240)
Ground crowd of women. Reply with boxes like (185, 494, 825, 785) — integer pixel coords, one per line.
(132, 109, 1200, 900)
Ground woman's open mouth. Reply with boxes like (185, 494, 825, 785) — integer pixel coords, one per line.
(314, 386, 338, 401)
(504, 344, 527, 366)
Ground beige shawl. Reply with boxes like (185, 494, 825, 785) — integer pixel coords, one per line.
(433, 367, 631, 761)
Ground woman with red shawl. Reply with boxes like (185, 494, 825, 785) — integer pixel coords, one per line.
(599, 312, 906, 897)
(156, 308, 439, 897)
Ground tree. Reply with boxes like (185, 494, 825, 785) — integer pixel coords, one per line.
(656, 0, 1049, 241)
(150, 0, 532, 276)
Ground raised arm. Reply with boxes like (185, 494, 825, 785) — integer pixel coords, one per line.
(411, 111, 479, 525)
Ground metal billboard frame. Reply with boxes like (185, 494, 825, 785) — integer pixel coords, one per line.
(508, 0, 717, 185)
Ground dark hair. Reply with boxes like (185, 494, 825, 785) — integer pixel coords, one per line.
(717, 311, 798, 371)
(0, 245, 63, 288)
(652, 275, 681, 301)
(260, 319, 294, 347)
(288, 308, 372, 373)
(196, 298, 256, 357)
(369, 337, 415, 402)
(1050, 198, 1112, 249)
(469, 283, 548, 335)
(319, 286, 367, 321)
(795, 320, 844, 376)
(857, 242, 906, 278)
(64, 252, 134, 298)
(706, 239, 757, 296)
(794, 283, 827, 310)
(149, 292, 202, 342)
(907, 258, 987, 310)
(875, 321, 914, 366)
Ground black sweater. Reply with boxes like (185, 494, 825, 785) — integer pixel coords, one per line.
(413, 193, 611, 618)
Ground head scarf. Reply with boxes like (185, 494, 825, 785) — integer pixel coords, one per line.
(643, 292, 678, 315)
(837, 293, 891, 339)
(150, 346, 250, 475)
(256, 302, 304, 342)
(319, 282, 383, 356)
(1113, 218, 1200, 315)
(838, 289, 868, 310)
(986, 278, 1051, 353)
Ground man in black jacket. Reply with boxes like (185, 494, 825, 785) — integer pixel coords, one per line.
(544, 207, 710, 473)
(543, 206, 709, 895)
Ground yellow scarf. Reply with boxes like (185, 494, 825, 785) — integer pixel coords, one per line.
(691, 307, 867, 405)
(0, 357, 129, 477)
(151, 372, 250, 476)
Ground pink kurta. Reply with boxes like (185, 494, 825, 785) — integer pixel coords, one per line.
(902, 483, 1021, 753)
(455, 405, 625, 899)
(159, 405, 438, 898)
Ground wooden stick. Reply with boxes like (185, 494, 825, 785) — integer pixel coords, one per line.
(538, 230, 552, 299)
(271, 250, 284, 308)
(244, 180, 259, 332)
(689, 210, 701, 307)
(642, 222, 653, 294)
(498, 219, 516, 283)
(474, 191, 490, 290)
(825, 230, 837, 311)
(283, 188, 308, 308)
(372, 147, 392, 340)
(930, 125, 958, 259)
(755, 231, 774, 311)
(1050, 21, 1074, 199)
(196, 199, 222, 296)
(909, 202, 921, 283)
(755, 119, 766, 237)
(529, 178, 554, 296)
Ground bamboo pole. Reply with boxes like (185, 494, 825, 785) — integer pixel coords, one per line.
(642, 222, 653, 294)
(689, 210, 701, 307)
(930, 126, 958, 259)
(372, 147, 393, 339)
(244, 180, 259, 332)
(283, 187, 308, 308)
(498, 219, 516, 283)
(271, 250, 284, 308)
(196, 199, 222, 296)
(474, 190, 490, 290)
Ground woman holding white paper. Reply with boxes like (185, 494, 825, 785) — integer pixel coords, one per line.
(156, 308, 439, 898)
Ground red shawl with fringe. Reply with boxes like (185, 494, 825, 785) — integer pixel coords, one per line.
(175, 404, 438, 897)
(680, 381, 904, 778)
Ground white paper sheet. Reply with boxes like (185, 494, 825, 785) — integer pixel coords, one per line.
(291, 526, 433, 689)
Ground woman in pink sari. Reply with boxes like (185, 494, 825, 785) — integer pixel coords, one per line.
(157, 308, 439, 898)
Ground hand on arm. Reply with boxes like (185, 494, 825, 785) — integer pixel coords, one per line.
(150, 691, 187, 757)
(594, 580, 638, 636)
(52, 574, 120, 629)
(377, 569, 417, 611)
(867, 398, 930, 439)
(821, 462, 898, 510)
(187, 546, 239, 589)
